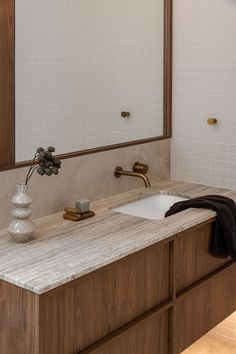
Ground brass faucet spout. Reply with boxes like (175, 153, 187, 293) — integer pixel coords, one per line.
(114, 166, 151, 188)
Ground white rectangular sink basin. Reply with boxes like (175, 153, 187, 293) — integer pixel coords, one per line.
(113, 194, 188, 220)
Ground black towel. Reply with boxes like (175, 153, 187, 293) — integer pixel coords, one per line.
(165, 195, 236, 260)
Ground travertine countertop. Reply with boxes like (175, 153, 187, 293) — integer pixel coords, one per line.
(0, 180, 235, 294)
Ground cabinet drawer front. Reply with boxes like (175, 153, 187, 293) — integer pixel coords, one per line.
(41, 242, 170, 354)
(175, 221, 230, 292)
(175, 263, 236, 353)
(81, 310, 169, 354)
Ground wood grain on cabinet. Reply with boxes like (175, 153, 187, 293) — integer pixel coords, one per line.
(175, 262, 236, 353)
(175, 219, 231, 293)
(0, 280, 40, 354)
(0, 0, 15, 167)
(40, 242, 170, 354)
(79, 310, 169, 354)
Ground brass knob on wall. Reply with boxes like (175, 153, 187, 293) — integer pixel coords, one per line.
(121, 111, 130, 118)
(207, 118, 218, 125)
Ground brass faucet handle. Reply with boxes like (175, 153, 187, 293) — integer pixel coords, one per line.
(133, 162, 149, 174)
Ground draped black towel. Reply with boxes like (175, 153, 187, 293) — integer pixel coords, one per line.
(165, 195, 236, 260)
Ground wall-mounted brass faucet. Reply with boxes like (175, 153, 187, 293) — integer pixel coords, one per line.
(114, 162, 151, 188)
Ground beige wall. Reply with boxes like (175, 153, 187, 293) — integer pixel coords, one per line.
(0, 139, 170, 229)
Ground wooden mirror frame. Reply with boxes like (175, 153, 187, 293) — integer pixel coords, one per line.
(0, 0, 172, 171)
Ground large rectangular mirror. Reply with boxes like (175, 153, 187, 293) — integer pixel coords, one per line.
(0, 0, 172, 168)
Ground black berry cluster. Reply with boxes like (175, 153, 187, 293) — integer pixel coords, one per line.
(25, 146, 62, 185)
(36, 146, 61, 176)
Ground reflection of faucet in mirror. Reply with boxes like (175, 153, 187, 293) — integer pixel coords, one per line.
(114, 162, 151, 188)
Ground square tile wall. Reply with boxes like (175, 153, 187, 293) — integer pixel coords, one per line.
(171, 0, 236, 190)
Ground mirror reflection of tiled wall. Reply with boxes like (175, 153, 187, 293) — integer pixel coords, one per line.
(15, 0, 164, 162)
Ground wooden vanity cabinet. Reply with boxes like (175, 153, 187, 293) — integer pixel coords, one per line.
(0, 219, 236, 354)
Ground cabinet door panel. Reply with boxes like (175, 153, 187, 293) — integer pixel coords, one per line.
(175, 221, 230, 292)
(175, 263, 236, 353)
(41, 243, 170, 354)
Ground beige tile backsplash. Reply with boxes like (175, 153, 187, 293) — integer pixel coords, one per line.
(0, 139, 170, 229)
